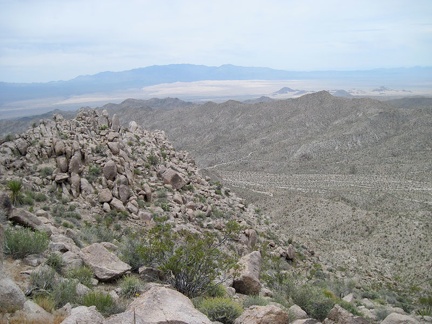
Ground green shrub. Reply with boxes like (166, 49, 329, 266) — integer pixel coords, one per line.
(119, 275, 143, 298)
(40, 167, 53, 178)
(119, 235, 145, 271)
(33, 294, 55, 312)
(137, 223, 239, 298)
(82, 291, 117, 316)
(243, 295, 269, 308)
(46, 253, 64, 274)
(87, 164, 101, 182)
(195, 297, 243, 324)
(66, 266, 94, 287)
(52, 279, 78, 308)
(29, 267, 58, 292)
(4, 227, 49, 258)
(147, 154, 159, 166)
(34, 192, 48, 202)
(292, 285, 334, 321)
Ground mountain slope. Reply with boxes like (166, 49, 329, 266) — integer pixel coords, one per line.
(99, 93, 432, 295)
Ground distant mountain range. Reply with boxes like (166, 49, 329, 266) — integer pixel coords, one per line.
(1, 64, 431, 106)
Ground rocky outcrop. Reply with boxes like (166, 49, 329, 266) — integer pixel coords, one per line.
(80, 243, 131, 280)
(232, 251, 262, 295)
(61, 305, 105, 324)
(105, 285, 212, 324)
(234, 305, 289, 324)
(289, 304, 309, 320)
(160, 168, 186, 189)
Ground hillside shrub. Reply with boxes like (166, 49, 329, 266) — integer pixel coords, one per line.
(195, 297, 243, 324)
(46, 252, 64, 274)
(119, 275, 143, 298)
(137, 221, 240, 298)
(4, 227, 49, 258)
(243, 295, 269, 308)
(51, 279, 78, 308)
(82, 291, 119, 316)
(66, 266, 93, 287)
(29, 266, 58, 292)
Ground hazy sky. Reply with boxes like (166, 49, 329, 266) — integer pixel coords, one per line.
(1, 0, 431, 82)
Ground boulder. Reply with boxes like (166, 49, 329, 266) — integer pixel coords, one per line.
(289, 304, 309, 320)
(103, 160, 118, 181)
(14, 138, 28, 156)
(234, 305, 289, 324)
(118, 184, 130, 203)
(107, 142, 120, 155)
(104, 285, 211, 324)
(98, 188, 113, 203)
(381, 313, 419, 324)
(69, 155, 81, 174)
(323, 304, 369, 324)
(128, 121, 138, 132)
(0, 277, 26, 313)
(57, 156, 69, 173)
(54, 140, 66, 156)
(160, 168, 186, 190)
(9, 208, 51, 234)
(232, 251, 262, 295)
(80, 243, 131, 280)
(61, 305, 104, 324)
(111, 114, 120, 132)
(80, 178, 94, 195)
(110, 197, 126, 212)
(11, 300, 54, 323)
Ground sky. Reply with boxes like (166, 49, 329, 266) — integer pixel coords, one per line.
(1, 0, 431, 83)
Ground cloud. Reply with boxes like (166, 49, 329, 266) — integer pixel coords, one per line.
(0, 0, 431, 82)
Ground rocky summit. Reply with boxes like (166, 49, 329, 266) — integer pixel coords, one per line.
(0, 108, 430, 323)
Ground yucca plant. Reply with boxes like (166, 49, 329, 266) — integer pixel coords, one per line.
(7, 180, 22, 205)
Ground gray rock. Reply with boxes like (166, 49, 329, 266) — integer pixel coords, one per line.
(98, 188, 113, 203)
(161, 168, 186, 190)
(234, 305, 289, 324)
(232, 251, 262, 295)
(54, 140, 66, 156)
(9, 208, 51, 234)
(110, 197, 126, 212)
(104, 285, 211, 324)
(118, 184, 130, 203)
(0, 277, 26, 313)
(381, 313, 419, 324)
(57, 156, 69, 173)
(80, 178, 94, 195)
(323, 304, 369, 324)
(107, 142, 120, 155)
(15, 138, 29, 156)
(69, 155, 81, 174)
(11, 300, 53, 323)
(289, 304, 308, 320)
(103, 160, 117, 181)
(61, 305, 104, 324)
(111, 114, 120, 132)
(128, 121, 138, 132)
(80, 243, 131, 281)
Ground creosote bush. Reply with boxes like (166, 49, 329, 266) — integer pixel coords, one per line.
(4, 227, 49, 258)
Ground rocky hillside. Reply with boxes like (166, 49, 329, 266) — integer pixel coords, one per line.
(0, 108, 430, 323)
